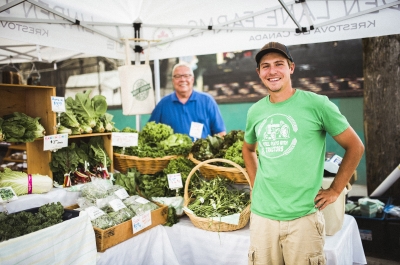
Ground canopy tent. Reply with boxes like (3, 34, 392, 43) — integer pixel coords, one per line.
(1, 0, 400, 64)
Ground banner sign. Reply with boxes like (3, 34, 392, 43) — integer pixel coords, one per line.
(0, 0, 399, 61)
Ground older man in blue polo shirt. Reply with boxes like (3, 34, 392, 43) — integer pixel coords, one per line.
(149, 62, 226, 140)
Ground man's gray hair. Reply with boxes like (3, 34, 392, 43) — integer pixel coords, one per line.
(172, 62, 194, 77)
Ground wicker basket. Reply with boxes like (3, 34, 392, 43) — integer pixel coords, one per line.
(114, 153, 178, 174)
(188, 153, 248, 184)
(183, 158, 252, 232)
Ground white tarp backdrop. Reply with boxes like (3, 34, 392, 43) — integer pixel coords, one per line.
(1, 0, 400, 63)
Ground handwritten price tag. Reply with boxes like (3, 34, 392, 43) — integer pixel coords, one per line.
(43, 134, 68, 151)
(189, 122, 203, 140)
(51, 96, 66, 113)
(85, 206, 106, 221)
(167, 173, 183, 190)
(112, 132, 138, 147)
(131, 210, 152, 233)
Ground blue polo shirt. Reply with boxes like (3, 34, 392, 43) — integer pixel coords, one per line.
(148, 90, 226, 139)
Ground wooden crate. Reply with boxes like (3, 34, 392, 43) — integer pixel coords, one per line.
(0, 84, 56, 178)
(66, 203, 168, 252)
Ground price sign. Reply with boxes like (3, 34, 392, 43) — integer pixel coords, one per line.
(108, 198, 126, 212)
(114, 188, 129, 200)
(85, 206, 106, 221)
(51, 96, 66, 113)
(135, 197, 150, 204)
(43, 134, 68, 151)
(131, 210, 152, 233)
(189, 122, 203, 140)
(112, 132, 138, 147)
(167, 173, 183, 190)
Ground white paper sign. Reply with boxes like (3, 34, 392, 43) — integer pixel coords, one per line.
(114, 188, 130, 200)
(109, 198, 127, 212)
(131, 210, 152, 233)
(85, 206, 106, 221)
(0, 187, 18, 202)
(135, 197, 150, 204)
(43, 134, 69, 151)
(189, 122, 204, 139)
(167, 173, 183, 190)
(112, 132, 138, 147)
(51, 96, 66, 113)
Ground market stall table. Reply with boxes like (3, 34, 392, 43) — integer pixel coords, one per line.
(97, 214, 367, 265)
(164, 215, 366, 265)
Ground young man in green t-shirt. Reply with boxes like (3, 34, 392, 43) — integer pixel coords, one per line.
(243, 42, 364, 265)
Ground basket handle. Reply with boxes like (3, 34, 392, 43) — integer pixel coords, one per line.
(184, 158, 252, 207)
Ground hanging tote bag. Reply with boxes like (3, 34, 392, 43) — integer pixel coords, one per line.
(118, 63, 155, 115)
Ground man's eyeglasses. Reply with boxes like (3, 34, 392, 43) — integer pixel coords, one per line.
(173, 74, 192, 79)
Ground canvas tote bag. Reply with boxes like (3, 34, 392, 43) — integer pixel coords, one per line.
(118, 39, 155, 115)
(321, 177, 352, 236)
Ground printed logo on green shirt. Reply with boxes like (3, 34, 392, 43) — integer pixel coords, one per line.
(257, 114, 298, 158)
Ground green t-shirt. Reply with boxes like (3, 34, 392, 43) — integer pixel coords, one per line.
(244, 90, 349, 220)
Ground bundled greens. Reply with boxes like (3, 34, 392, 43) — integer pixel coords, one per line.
(0, 168, 53, 196)
(0, 202, 64, 242)
(49, 136, 112, 185)
(187, 174, 250, 218)
(58, 90, 118, 135)
(191, 130, 246, 167)
(114, 122, 192, 158)
(1, 112, 46, 142)
(114, 168, 140, 196)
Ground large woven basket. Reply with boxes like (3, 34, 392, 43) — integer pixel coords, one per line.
(188, 153, 248, 184)
(114, 153, 178, 174)
(183, 158, 252, 232)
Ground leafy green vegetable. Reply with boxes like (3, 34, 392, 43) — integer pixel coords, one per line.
(0, 168, 53, 196)
(0, 202, 64, 242)
(191, 130, 246, 168)
(188, 174, 250, 218)
(113, 124, 191, 158)
(60, 97, 80, 128)
(72, 90, 98, 128)
(57, 125, 72, 135)
(159, 133, 193, 157)
(141, 121, 173, 144)
(2, 112, 46, 142)
(223, 140, 245, 167)
(49, 142, 82, 185)
(100, 113, 119, 132)
(114, 168, 140, 196)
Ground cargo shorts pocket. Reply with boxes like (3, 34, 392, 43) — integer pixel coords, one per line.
(315, 211, 325, 237)
(308, 254, 326, 265)
(248, 248, 255, 265)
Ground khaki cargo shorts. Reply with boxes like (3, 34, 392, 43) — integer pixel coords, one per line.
(248, 211, 326, 265)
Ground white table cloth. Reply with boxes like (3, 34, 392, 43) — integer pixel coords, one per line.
(164, 215, 367, 265)
(0, 212, 97, 265)
(97, 214, 366, 265)
(1, 189, 367, 265)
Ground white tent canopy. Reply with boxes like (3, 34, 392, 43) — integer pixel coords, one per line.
(1, 0, 400, 64)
